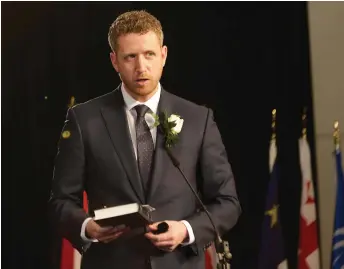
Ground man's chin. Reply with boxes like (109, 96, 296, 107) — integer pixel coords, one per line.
(134, 83, 157, 95)
(125, 84, 157, 100)
(135, 88, 156, 97)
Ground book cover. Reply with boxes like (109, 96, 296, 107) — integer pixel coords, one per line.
(93, 203, 154, 229)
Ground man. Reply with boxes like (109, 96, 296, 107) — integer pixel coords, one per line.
(49, 10, 241, 269)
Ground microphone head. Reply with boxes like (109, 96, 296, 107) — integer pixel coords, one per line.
(157, 222, 169, 233)
(153, 222, 169, 234)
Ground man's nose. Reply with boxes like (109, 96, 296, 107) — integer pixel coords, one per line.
(135, 56, 146, 73)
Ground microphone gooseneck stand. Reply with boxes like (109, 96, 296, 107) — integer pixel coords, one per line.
(165, 147, 232, 269)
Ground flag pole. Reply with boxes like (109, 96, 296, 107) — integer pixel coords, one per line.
(302, 107, 307, 140)
(271, 109, 276, 141)
(334, 121, 340, 150)
(269, 109, 277, 177)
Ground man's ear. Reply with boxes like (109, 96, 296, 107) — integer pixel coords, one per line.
(162, 45, 168, 67)
(110, 52, 119, 72)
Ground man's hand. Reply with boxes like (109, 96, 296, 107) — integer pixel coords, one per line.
(144, 221, 188, 252)
(85, 219, 130, 243)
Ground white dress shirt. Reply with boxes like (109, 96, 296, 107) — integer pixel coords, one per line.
(80, 83, 195, 246)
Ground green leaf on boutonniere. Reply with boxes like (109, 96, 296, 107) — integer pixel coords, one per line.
(150, 110, 182, 148)
(151, 112, 160, 128)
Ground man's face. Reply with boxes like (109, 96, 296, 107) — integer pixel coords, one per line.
(110, 31, 167, 101)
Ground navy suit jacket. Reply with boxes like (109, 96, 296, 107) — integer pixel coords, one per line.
(49, 85, 241, 269)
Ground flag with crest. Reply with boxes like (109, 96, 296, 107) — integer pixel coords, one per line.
(258, 136, 288, 269)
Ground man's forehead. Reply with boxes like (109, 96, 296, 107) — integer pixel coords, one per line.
(117, 32, 160, 51)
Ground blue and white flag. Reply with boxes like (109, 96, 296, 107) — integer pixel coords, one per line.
(258, 139, 288, 269)
(332, 147, 344, 269)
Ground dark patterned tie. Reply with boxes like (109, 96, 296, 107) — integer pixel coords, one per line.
(134, 105, 154, 192)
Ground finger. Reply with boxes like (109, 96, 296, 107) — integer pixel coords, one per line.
(147, 223, 159, 232)
(156, 233, 173, 242)
(99, 225, 128, 236)
(144, 232, 156, 240)
(98, 231, 123, 242)
(145, 232, 172, 242)
(98, 226, 114, 233)
(98, 230, 126, 242)
(146, 234, 174, 246)
(113, 224, 126, 231)
(97, 228, 117, 237)
(99, 232, 124, 243)
(144, 232, 161, 241)
(154, 240, 175, 248)
(110, 225, 128, 233)
(158, 246, 175, 252)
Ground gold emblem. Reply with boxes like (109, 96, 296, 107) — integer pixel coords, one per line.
(68, 96, 76, 108)
(62, 130, 71, 139)
(265, 204, 279, 228)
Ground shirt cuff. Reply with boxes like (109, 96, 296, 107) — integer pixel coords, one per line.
(81, 217, 99, 243)
(180, 220, 195, 246)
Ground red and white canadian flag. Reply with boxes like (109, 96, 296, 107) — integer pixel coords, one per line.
(205, 242, 217, 269)
(298, 138, 320, 269)
(60, 192, 88, 269)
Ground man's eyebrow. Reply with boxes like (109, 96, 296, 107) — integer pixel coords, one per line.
(123, 52, 137, 57)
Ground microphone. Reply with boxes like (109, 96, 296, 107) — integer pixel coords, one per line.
(165, 147, 232, 269)
(153, 221, 169, 235)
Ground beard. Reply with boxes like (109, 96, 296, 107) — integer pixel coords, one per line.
(120, 74, 159, 100)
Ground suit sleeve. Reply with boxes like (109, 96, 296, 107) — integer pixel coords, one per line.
(186, 108, 241, 250)
(48, 107, 89, 253)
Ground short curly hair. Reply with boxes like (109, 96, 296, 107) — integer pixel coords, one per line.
(108, 10, 164, 52)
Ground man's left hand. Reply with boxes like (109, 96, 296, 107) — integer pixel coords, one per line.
(144, 220, 188, 252)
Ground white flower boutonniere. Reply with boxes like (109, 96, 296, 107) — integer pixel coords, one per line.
(151, 111, 184, 148)
(168, 114, 184, 134)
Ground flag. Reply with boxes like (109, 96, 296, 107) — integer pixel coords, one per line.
(258, 139, 288, 269)
(60, 192, 88, 269)
(205, 242, 217, 269)
(298, 138, 320, 269)
(331, 147, 344, 269)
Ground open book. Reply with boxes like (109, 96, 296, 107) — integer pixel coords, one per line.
(93, 203, 154, 229)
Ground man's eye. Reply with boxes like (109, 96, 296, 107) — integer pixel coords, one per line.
(125, 54, 135, 60)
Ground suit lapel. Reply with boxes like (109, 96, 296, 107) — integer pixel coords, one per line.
(100, 88, 145, 204)
(147, 89, 181, 202)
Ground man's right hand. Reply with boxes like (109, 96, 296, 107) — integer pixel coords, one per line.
(85, 219, 130, 243)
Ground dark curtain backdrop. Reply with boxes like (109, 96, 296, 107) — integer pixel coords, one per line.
(2, 2, 317, 269)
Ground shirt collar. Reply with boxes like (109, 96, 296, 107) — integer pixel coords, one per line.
(121, 83, 161, 114)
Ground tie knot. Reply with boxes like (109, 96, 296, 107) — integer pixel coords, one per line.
(134, 105, 150, 118)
